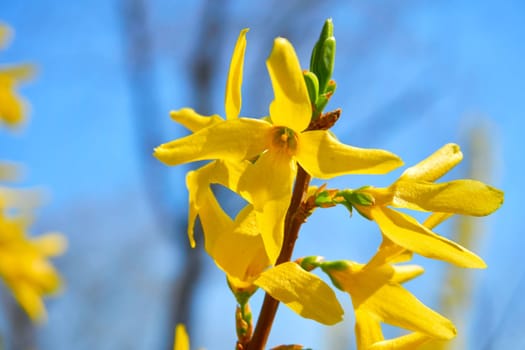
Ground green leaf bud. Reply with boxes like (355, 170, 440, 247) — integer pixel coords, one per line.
(297, 256, 324, 271)
(316, 36, 336, 93)
(303, 71, 319, 105)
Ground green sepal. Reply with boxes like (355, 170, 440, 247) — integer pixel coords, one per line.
(339, 188, 375, 207)
(314, 190, 335, 208)
(319, 260, 351, 291)
(303, 71, 319, 105)
(227, 278, 258, 307)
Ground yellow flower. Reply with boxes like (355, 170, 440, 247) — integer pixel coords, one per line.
(0, 212, 66, 322)
(173, 324, 190, 350)
(321, 243, 456, 350)
(355, 143, 503, 268)
(187, 161, 343, 325)
(0, 23, 35, 128)
(155, 30, 402, 261)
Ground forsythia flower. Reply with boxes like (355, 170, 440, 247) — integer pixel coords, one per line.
(320, 242, 455, 350)
(187, 161, 343, 325)
(155, 29, 402, 261)
(354, 143, 503, 268)
(0, 23, 34, 128)
(0, 209, 66, 321)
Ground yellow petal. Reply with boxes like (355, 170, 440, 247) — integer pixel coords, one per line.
(354, 309, 384, 350)
(327, 263, 456, 339)
(369, 332, 433, 350)
(370, 207, 486, 268)
(0, 83, 26, 126)
(186, 160, 251, 246)
(11, 282, 47, 322)
(365, 236, 412, 269)
(399, 143, 463, 182)
(225, 28, 248, 120)
(254, 198, 290, 264)
(0, 64, 36, 82)
(296, 130, 403, 179)
(390, 264, 424, 283)
(423, 212, 453, 229)
(255, 262, 344, 325)
(237, 151, 295, 262)
(266, 37, 311, 132)
(188, 170, 234, 251)
(392, 179, 504, 216)
(154, 118, 272, 166)
(361, 283, 456, 340)
(32, 233, 67, 257)
(173, 324, 190, 350)
(186, 161, 271, 282)
(170, 108, 223, 133)
(210, 205, 271, 285)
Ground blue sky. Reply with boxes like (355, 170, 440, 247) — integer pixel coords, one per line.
(1, 1, 524, 349)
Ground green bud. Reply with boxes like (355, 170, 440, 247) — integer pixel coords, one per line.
(227, 278, 258, 306)
(316, 37, 336, 93)
(319, 260, 350, 271)
(310, 19, 336, 95)
(303, 71, 319, 105)
(310, 18, 334, 71)
(297, 256, 324, 271)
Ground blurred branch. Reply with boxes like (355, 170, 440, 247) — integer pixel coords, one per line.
(119, 0, 204, 348)
(2, 290, 35, 350)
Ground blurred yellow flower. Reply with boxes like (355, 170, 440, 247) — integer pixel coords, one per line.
(0, 23, 35, 128)
(0, 211, 66, 322)
(355, 143, 503, 268)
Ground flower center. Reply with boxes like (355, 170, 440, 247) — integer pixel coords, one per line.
(270, 126, 299, 155)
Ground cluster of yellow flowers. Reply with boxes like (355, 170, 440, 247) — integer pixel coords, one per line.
(161, 21, 503, 350)
(0, 22, 66, 322)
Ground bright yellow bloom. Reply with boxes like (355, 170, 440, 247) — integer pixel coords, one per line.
(0, 23, 34, 128)
(321, 242, 456, 350)
(355, 143, 503, 268)
(0, 212, 66, 322)
(188, 162, 343, 325)
(156, 30, 402, 261)
(173, 324, 190, 350)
